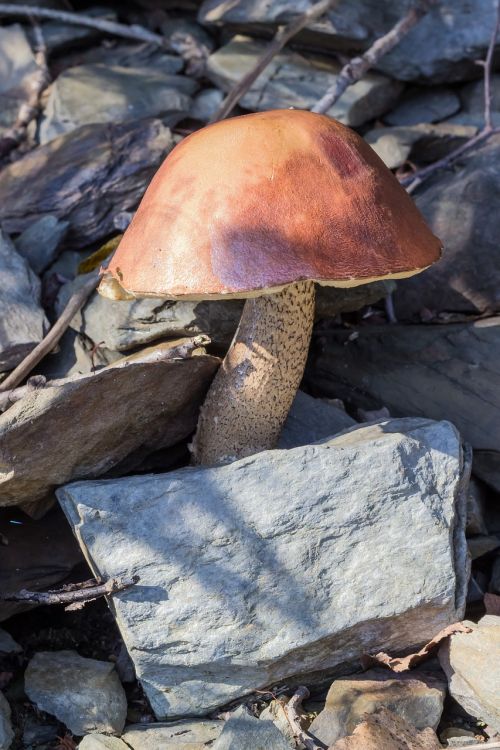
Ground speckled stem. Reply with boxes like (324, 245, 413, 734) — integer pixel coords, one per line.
(191, 280, 315, 466)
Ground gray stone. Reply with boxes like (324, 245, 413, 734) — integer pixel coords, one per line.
(190, 88, 224, 121)
(58, 418, 468, 718)
(14, 215, 69, 274)
(206, 36, 402, 127)
(459, 75, 500, 116)
(259, 699, 297, 748)
(0, 628, 21, 654)
(467, 535, 500, 560)
(279, 390, 356, 449)
(122, 720, 224, 748)
(30, 8, 117, 55)
(491, 557, 500, 594)
(384, 87, 461, 126)
(160, 17, 215, 77)
(213, 706, 290, 750)
(0, 229, 47, 372)
(466, 478, 489, 537)
(0, 24, 40, 136)
(0, 119, 175, 250)
(36, 329, 121, 381)
(439, 620, 500, 732)
(40, 64, 197, 144)
(309, 670, 446, 746)
(78, 736, 129, 750)
(0, 342, 219, 506)
(25, 650, 127, 735)
(396, 135, 500, 317)
(0, 693, 13, 750)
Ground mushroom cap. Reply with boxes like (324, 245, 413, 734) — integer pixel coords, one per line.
(99, 109, 442, 301)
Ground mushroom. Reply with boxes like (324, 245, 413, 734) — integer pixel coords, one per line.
(99, 109, 441, 466)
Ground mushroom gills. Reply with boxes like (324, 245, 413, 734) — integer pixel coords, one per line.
(191, 280, 315, 466)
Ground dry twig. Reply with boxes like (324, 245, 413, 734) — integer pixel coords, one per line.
(211, 0, 336, 122)
(0, 272, 99, 392)
(0, 375, 47, 412)
(0, 22, 50, 159)
(0, 576, 139, 609)
(282, 686, 327, 750)
(312, 0, 437, 115)
(0, 4, 167, 46)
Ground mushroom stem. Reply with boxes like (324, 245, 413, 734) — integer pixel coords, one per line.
(191, 280, 315, 466)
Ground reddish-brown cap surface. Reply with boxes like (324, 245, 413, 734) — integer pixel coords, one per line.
(100, 109, 442, 300)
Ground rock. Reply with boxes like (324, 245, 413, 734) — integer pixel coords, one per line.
(440, 727, 478, 747)
(439, 619, 500, 732)
(309, 670, 446, 746)
(315, 280, 395, 317)
(0, 341, 219, 506)
(491, 557, 500, 593)
(459, 75, 500, 117)
(329, 707, 442, 749)
(58, 418, 468, 718)
(66, 40, 184, 74)
(14, 215, 69, 274)
(160, 17, 215, 77)
(395, 135, 500, 317)
(22, 717, 58, 746)
(384, 87, 461, 126)
(0, 24, 40, 136)
(206, 36, 402, 127)
(25, 650, 127, 735)
(0, 692, 14, 750)
(190, 88, 224, 121)
(0, 119, 175, 250)
(278, 390, 356, 449)
(212, 706, 290, 750)
(122, 720, 224, 748)
(473, 451, 500, 495)
(467, 535, 500, 560)
(198, 0, 500, 83)
(78, 736, 129, 750)
(36, 329, 121, 381)
(0, 505, 83, 621)
(466, 478, 489, 537)
(364, 123, 476, 169)
(40, 64, 197, 144)
(259, 698, 296, 748)
(0, 628, 21, 654)
(308, 318, 500, 453)
(0, 229, 48, 372)
(30, 7, 117, 55)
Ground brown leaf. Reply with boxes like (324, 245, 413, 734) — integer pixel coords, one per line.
(330, 707, 441, 749)
(484, 592, 500, 616)
(360, 622, 472, 672)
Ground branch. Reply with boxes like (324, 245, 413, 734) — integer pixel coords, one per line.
(0, 22, 50, 159)
(0, 576, 139, 610)
(211, 0, 337, 122)
(282, 686, 327, 750)
(0, 4, 167, 46)
(0, 375, 47, 412)
(0, 272, 99, 392)
(312, 0, 437, 115)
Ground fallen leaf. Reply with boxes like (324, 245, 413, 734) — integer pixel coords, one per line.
(330, 707, 441, 749)
(484, 592, 500, 616)
(361, 622, 472, 672)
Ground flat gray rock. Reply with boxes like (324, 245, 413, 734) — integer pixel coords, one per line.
(278, 390, 355, 448)
(58, 418, 468, 718)
(0, 692, 13, 750)
(384, 87, 461, 126)
(213, 707, 289, 750)
(0, 343, 219, 506)
(0, 229, 47, 372)
(122, 720, 224, 748)
(14, 215, 69, 274)
(206, 36, 401, 127)
(25, 650, 127, 735)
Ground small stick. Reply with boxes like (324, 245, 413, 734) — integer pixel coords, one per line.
(282, 686, 327, 750)
(0, 375, 47, 412)
(312, 0, 437, 115)
(211, 0, 337, 122)
(0, 576, 139, 606)
(0, 273, 99, 392)
(0, 4, 167, 46)
(0, 22, 50, 159)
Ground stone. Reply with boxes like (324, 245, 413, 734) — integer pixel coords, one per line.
(206, 36, 402, 127)
(0, 119, 175, 250)
(308, 318, 500, 453)
(160, 17, 215, 77)
(0, 229, 48, 372)
(0, 342, 219, 506)
(0, 692, 13, 750)
(491, 557, 500, 594)
(78, 736, 129, 750)
(122, 719, 224, 748)
(315, 280, 395, 317)
(467, 536, 500, 560)
(14, 215, 69, 274)
(384, 87, 461, 126)
(0, 24, 40, 136)
(58, 418, 468, 718)
(278, 390, 356, 449)
(36, 329, 121, 381)
(40, 64, 197, 144)
(25, 650, 127, 735)
(330, 707, 442, 749)
(29, 7, 118, 55)
(259, 698, 296, 748)
(440, 727, 478, 747)
(212, 706, 290, 750)
(459, 75, 500, 117)
(395, 135, 500, 318)
(466, 478, 489, 537)
(309, 670, 446, 746)
(439, 619, 500, 732)
(0, 628, 21, 654)
(190, 88, 224, 121)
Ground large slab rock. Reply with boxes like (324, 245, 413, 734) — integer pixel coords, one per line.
(395, 135, 500, 318)
(308, 318, 500, 453)
(40, 64, 197, 144)
(206, 36, 401, 127)
(122, 720, 224, 749)
(199, 0, 500, 83)
(0, 229, 48, 372)
(58, 418, 469, 718)
(0, 343, 219, 506)
(0, 119, 174, 249)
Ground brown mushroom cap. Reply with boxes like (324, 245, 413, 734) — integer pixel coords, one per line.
(100, 109, 442, 301)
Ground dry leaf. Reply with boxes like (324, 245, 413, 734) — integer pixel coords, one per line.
(361, 622, 472, 672)
(484, 592, 500, 616)
(330, 707, 441, 749)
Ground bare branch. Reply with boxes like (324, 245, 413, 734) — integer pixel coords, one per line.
(0, 4, 167, 46)
(0, 576, 139, 609)
(211, 0, 337, 122)
(0, 273, 99, 392)
(282, 686, 327, 750)
(312, 0, 437, 115)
